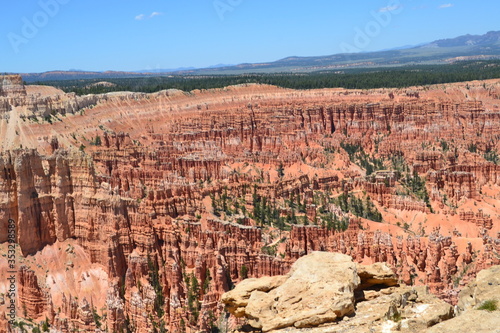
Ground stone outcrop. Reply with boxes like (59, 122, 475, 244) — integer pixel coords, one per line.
(243, 252, 358, 331)
(424, 265, 500, 333)
(17, 266, 50, 320)
(0, 312, 13, 333)
(459, 210, 493, 230)
(222, 276, 288, 318)
(223, 252, 454, 333)
(356, 261, 398, 289)
(0, 75, 26, 97)
(424, 310, 500, 333)
(456, 265, 500, 313)
(228, 268, 499, 333)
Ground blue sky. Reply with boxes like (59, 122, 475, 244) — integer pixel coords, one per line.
(1, 0, 498, 73)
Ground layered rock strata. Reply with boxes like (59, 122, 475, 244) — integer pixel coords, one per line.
(0, 77, 499, 331)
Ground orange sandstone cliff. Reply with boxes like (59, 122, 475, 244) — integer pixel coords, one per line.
(0, 75, 499, 332)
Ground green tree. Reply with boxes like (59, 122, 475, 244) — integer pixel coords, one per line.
(277, 163, 285, 178)
(147, 255, 164, 318)
(41, 317, 50, 332)
(240, 265, 249, 279)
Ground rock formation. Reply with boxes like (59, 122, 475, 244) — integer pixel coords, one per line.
(222, 252, 455, 332)
(0, 75, 26, 97)
(425, 265, 500, 333)
(0, 75, 499, 331)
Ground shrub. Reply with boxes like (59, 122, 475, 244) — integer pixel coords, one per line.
(467, 143, 477, 153)
(440, 140, 449, 152)
(484, 149, 499, 165)
(478, 300, 497, 311)
(91, 135, 102, 146)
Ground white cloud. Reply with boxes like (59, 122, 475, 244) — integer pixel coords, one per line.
(150, 12, 163, 18)
(439, 3, 454, 8)
(378, 5, 401, 13)
(135, 12, 163, 20)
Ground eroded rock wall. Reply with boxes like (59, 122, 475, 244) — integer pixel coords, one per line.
(0, 78, 499, 332)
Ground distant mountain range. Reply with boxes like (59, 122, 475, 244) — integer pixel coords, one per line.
(19, 30, 500, 82)
(134, 64, 235, 73)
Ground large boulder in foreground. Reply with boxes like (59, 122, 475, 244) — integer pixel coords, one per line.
(222, 276, 288, 318)
(222, 252, 360, 332)
(239, 286, 453, 333)
(222, 252, 458, 333)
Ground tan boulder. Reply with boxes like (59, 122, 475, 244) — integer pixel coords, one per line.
(223, 253, 459, 333)
(399, 286, 454, 331)
(356, 262, 399, 289)
(424, 309, 500, 333)
(223, 252, 360, 332)
(221, 275, 288, 317)
(457, 265, 500, 313)
(242, 286, 453, 333)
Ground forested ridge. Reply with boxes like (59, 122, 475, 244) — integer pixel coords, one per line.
(33, 60, 500, 95)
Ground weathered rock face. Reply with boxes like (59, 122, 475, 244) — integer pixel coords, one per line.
(245, 252, 359, 331)
(0, 77, 499, 332)
(0, 312, 13, 333)
(222, 276, 288, 318)
(223, 252, 455, 333)
(17, 266, 50, 320)
(0, 74, 145, 121)
(457, 265, 500, 313)
(0, 75, 26, 97)
(424, 310, 500, 333)
(424, 265, 500, 333)
(356, 261, 398, 290)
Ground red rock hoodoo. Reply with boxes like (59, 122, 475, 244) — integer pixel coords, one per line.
(0, 77, 499, 332)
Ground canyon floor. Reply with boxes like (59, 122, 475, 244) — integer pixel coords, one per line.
(0, 75, 499, 332)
